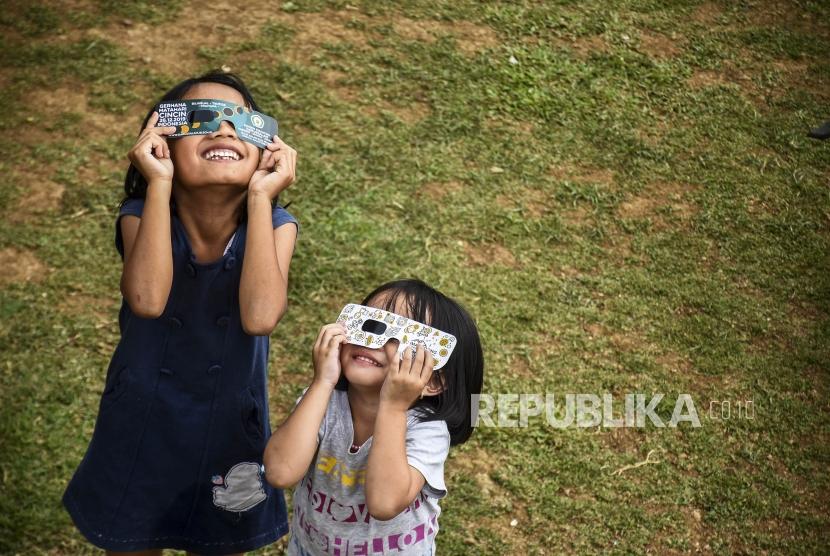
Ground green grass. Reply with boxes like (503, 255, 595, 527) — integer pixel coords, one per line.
(1, 0, 828, 554)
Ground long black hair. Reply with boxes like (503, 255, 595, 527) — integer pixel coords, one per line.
(122, 70, 261, 203)
(336, 279, 485, 445)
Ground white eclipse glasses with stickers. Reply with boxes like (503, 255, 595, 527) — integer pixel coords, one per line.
(336, 304, 457, 370)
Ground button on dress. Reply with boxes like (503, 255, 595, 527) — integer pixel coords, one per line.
(63, 198, 296, 555)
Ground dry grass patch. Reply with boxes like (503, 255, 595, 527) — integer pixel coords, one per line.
(654, 351, 694, 374)
(600, 426, 650, 455)
(390, 18, 498, 55)
(638, 30, 682, 59)
(87, 1, 280, 74)
(0, 247, 48, 287)
(744, 0, 830, 38)
(549, 164, 615, 185)
(691, 2, 723, 25)
(363, 99, 430, 123)
(25, 84, 142, 141)
(461, 240, 519, 268)
(58, 292, 118, 324)
(6, 176, 65, 224)
(558, 204, 593, 226)
(419, 180, 464, 200)
(496, 188, 548, 218)
(618, 181, 698, 228)
(567, 34, 610, 58)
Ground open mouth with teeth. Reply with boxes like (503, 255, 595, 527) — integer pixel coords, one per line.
(202, 148, 242, 162)
(353, 352, 383, 367)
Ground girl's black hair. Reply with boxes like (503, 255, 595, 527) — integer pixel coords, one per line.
(122, 70, 261, 203)
(336, 279, 484, 445)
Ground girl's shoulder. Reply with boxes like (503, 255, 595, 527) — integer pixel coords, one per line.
(119, 197, 145, 218)
(272, 203, 299, 231)
(115, 198, 146, 258)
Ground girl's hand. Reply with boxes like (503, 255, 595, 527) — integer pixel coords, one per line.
(311, 323, 347, 388)
(379, 343, 435, 412)
(127, 112, 176, 185)
(248, 137, 297, 199)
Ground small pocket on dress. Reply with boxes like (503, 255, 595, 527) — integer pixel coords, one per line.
(239, 388, 264, 448)
(100, 366, 130, 412)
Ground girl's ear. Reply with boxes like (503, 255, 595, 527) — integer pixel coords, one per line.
(421, 371, 446, 397)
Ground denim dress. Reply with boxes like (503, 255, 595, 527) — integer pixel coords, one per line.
(63, 198, 295, 554)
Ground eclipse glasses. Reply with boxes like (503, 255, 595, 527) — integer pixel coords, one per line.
(337, 304, 457, 370)
(155, 99, 278, 149)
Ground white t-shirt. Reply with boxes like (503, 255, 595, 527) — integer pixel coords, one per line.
(288, 389, 450, 556)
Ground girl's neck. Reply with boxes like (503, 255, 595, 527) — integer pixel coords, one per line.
(347, 385, 382, 446)
(173, 185, 246, 263)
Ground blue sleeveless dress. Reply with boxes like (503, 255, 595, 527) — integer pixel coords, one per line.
(63, 198, 296, 554)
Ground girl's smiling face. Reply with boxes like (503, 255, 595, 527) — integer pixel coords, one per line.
(169, 82, 260, 189)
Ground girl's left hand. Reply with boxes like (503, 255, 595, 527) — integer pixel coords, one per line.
(379, 343, 435, 412)
(248, 137, 297, 199)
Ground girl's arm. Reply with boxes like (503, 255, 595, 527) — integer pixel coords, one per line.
(239, 138, 297, 336)
(121, 114, 177, 318)
(365, 345, 433, 520)
(264, 323, 346, 488)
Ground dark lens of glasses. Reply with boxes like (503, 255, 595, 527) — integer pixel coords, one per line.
(189, 110, 215, 124)
(361, 319, 387, 335)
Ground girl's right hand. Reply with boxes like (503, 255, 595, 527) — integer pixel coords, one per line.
(311, 323, 347, 388)
(127, 112, 176, 184)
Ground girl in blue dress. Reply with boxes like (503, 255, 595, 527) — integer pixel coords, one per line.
(63, 71, 298, 555)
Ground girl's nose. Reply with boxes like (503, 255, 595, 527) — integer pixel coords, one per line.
(212, 120, 238, 138)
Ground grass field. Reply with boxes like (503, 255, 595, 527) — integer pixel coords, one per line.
(1, 0, 828, 554)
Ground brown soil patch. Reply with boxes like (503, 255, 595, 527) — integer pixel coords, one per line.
(24, 85, 141, 143)
(770, 58, 828, 101)
(503, 353, 534, 379)
(566, 34, 610, 58)
(58, 292, 118, 324)
(0, 247, 48, 287)
(688, 54, 824, 105)
(420, 180, 464, 200)
(323, 74, 430, 122)
(391, 18, 434, 43)
(391, 19, 498, 55)
(600, 427, 649, 454)
(462, 240, 518, 268)
(602, 235, 635, 261)
(687, 69, 730, 89)
(496, 188, 548, 218)
(7, 177, 65, 223)
(744, 1, 830, 38)
(638, 31, 682, 59)
(554, 265, 584, 278)
(617, 181, 698, 225)
(286, 10, 377, 68)
(655, 351, 694, 374)
(686, 61, 762, 102)
(691, 2, 723, 25)
(362, 99, 430, 123)
(549, 164, 615, 185)
(89, 2, 498, 77)
(86, 2, 287, 75)
(445, 20, 500, 55)
(559, 204, 593, 226)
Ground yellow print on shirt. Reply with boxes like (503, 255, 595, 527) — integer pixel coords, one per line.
(316, 453, 366, 488)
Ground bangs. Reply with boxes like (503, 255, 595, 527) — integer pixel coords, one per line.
(361, 281, 447, 332)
